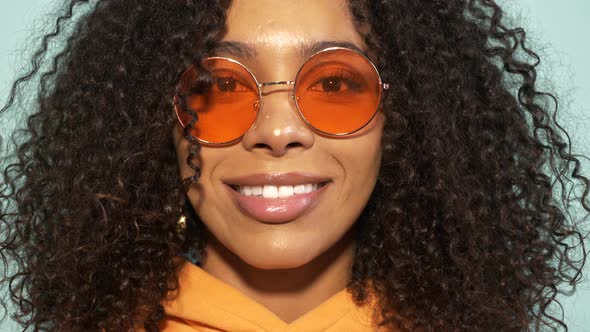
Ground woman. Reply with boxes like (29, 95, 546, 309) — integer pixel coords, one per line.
(1, 0, 588, 331)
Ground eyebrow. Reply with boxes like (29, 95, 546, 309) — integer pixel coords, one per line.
(212, 40, 365, 59)
(213, 40, 257, 59)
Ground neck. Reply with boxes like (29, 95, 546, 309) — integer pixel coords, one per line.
(200, 228, 356, 323)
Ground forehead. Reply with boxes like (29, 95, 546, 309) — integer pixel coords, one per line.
(222, 0, 365, 57)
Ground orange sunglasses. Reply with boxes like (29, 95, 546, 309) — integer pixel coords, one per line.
(174, 47, 389, 145)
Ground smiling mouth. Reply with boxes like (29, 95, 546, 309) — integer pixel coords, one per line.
(222, 172, 332, 223)
(228, 182, 329, 198)
(224, 180, 331, 224)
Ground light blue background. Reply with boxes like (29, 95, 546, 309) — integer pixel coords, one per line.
(1, 1, 589, 331)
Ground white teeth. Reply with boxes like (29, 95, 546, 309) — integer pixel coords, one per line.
(237, 183, 324, 197)
(278, 185, 294, 198)
(262, 185, 278, 198)
(252, 186, 263, 196)
(293, 184, 306, 194)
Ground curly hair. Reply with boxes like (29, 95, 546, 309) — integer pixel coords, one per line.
(1, 0, 588, 331)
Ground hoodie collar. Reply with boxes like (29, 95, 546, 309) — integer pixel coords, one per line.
(159, 257, 381, 331)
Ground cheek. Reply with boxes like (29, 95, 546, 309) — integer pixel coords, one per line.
(173, 132, 227, 207)
(336, 120, 384, 200)
(348, 143, 381, 198)
(333, 118, 383, 174)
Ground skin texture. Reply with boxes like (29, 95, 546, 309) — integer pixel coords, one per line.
(172, 0, 384, 322)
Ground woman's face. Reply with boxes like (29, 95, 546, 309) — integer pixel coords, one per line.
(174, 0, 385, 269)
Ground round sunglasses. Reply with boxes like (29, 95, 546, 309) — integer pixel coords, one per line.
(174, 47, 389, 145)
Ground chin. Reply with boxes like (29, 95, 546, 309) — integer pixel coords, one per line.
(239, 248, 319, 270)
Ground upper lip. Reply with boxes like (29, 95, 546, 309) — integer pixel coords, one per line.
(223, 172, 332, 186)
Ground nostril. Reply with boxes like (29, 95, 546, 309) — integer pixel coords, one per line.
(253, 143, 270, 150)
(286, 142, 303, 149)
(252, 142, 302, 150)
(250, 141, 305, 156)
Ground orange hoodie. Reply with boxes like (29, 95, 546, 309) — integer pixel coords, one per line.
(155, 257, 387, 331)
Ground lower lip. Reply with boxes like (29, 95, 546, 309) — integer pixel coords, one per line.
(225, 183, 329, 223)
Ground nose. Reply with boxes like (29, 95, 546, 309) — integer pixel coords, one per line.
(241, 90, 314, 157)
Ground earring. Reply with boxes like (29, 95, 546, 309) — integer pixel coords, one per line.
(177, 214, 187, 237)
(177, 189, 190, 237)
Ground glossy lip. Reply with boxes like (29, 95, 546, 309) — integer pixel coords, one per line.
(222, 172, 332, 187)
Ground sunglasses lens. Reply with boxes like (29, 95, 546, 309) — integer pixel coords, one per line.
(175, 58, 259, 143)
(295, 49, 381, 135)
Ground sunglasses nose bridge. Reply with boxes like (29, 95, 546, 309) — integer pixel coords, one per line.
(255, 80, 297, 107)
(259, 80, 296, 88)
(258, 81, 296, 98)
